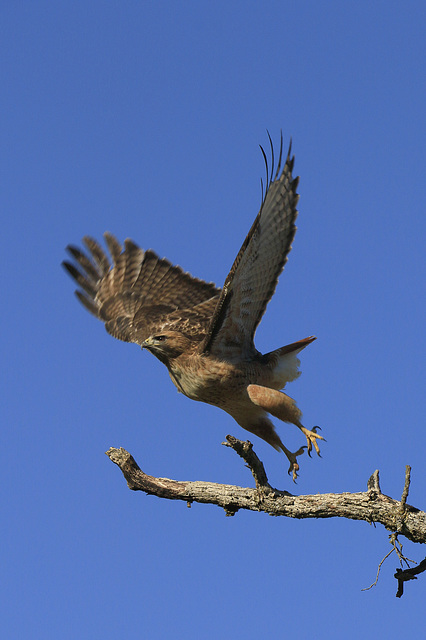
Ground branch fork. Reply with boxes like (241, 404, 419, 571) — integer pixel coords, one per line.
(106, 436, 426, 596)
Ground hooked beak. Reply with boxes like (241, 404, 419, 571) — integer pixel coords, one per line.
(141, 337, 154, 350)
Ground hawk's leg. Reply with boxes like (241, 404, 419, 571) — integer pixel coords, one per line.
(247, 384, 324, 457)
(279, 442, 306, 482)
(234, 414, 305, 481)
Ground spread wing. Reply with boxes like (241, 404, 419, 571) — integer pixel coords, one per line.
(200, 136, 299, 359)
(62, 233, 220, 345)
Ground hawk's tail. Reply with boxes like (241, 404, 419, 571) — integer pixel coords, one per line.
(264, 336, 316, 386)
(270, 336, 316, 357)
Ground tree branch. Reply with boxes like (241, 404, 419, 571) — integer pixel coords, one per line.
(105, 437, 426, 544)
(395, 558, 426, 598)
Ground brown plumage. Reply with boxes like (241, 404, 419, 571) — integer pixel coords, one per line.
(63, 136, 323, 480)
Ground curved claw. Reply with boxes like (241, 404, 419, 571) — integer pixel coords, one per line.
(311, 425, 327, 442)
(287, 463, 298, 481)
(300, 425, 326, 457)
(285, 445, 306, 482)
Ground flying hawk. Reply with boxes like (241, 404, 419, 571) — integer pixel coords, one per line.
(63, 136, 323, 480)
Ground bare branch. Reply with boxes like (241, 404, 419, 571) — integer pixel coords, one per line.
(105, 438, 426, 547)
(361, 548, 395, 591)
(400, 465, 411, 509)
(363, 532, 418, 595)
(223, 435, 282, 492)
(367, 469, 381, 494)
(395, 557, 426, 598)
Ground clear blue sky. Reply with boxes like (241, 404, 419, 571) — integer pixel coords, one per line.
(2, 2, 425, 638)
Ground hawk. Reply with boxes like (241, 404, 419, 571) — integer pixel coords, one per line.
(63, 136, 323, 479)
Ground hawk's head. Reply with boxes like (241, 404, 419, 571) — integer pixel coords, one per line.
(142, 331, 192, 363)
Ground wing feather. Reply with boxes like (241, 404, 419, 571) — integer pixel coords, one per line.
(82, 237, 110, 275)
(104, 232, 123, 265)
(200, 136, 299, 358)
(63, 233, 220, 345)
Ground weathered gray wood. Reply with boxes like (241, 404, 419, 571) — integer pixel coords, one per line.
(105, 437, 426, 545)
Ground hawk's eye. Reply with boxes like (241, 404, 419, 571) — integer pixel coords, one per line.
(154, 335, 166, 342)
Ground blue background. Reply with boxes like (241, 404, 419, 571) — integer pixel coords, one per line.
(2, 2, 425, 638)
